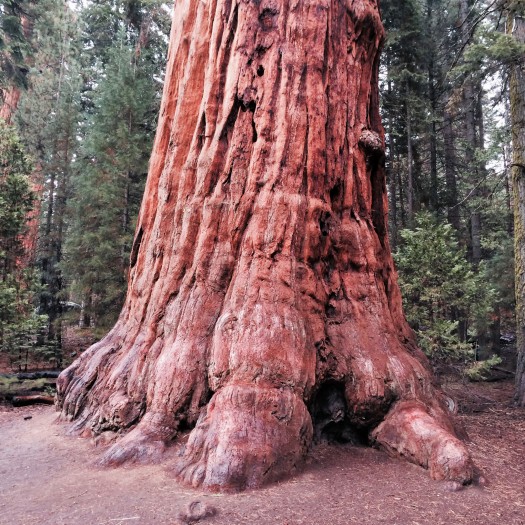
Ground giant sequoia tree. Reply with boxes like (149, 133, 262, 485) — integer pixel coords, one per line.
(57, 0, 473, 491)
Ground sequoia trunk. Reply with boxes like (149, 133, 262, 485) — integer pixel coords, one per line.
(57, 0, 473, 491)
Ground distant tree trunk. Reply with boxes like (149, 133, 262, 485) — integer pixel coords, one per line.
(388, 135, 398, 249)
(0, 87, 21, 124)
(504, 96, 514, 235)
(386, 76, 398, 248)
(406, 82, 414, 225)
(20, 162, 44, 268)
(510, 10, 525, 406)
(459, 0, 482, 266)
(464, 79, 481, 265)
(427, 0, 438, 212)
(444, 109, 460, 230)
(57, 0, 473, 491)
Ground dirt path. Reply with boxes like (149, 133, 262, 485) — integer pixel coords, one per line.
(1, 381, 524, 525)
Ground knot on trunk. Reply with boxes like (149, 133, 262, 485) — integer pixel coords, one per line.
(359, 129, 384, 156)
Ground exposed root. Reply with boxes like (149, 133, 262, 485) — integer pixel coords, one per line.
(98, 413, 176, 466)
(371, 400, 474, 484)
(173, 384, 313, 491)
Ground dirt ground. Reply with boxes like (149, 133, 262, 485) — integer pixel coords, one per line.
(0, 379, 524, 525)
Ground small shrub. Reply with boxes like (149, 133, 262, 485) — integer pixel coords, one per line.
(465, 355, 503, 381)
(395, 211, 495, 365)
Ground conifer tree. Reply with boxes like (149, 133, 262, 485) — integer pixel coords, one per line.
(16, 0, 82, 362)
(0, 0, 34, 121)
(0, 117, 46, 370)
(381, 0, 517, 358)
(65, 30, 161, 328)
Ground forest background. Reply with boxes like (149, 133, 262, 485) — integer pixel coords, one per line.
(1, 0, 524, 403)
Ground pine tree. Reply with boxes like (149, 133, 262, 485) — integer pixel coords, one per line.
(65, 31, 160, 329)
(381, 0, 428, 231)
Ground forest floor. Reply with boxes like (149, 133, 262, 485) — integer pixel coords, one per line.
(0, 379, 524, 525)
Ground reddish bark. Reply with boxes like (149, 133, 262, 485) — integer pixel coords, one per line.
(21, 170, 44, 268)
(57, 0, 473, 491)
(0, 87, 21, 124)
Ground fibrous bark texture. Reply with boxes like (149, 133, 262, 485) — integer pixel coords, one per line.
(57, 0, 473, 491)
(510, 12, 525, 407)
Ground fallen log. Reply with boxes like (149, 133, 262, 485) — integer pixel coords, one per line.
(17, 371, 61, 380)
(12, 395, 55, 407)
(492, 367, 514, 376)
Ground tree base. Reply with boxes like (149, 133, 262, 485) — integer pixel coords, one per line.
(57, 358, 473, 491)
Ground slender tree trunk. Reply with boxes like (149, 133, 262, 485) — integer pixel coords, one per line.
(388, 134, 398, 249)
(465, 80, 481, 265)
(429, 104, 438, 211)
(406, 83, 414, 225)
(398, 169, 406, 228)
(39, 163, 56, 345)
(504, 95, 514, 234)
(510, 11, 525, 406)
(51, 131, 72, 364)
(427, 0, 438, 212)
(57, 0, 473, 491)
(444, 110, 460, 230)
(471, 84, 486, 269)
(122, 174, 131, 270)
(459, 0, 482, 266)
(386, 76, 398, 248)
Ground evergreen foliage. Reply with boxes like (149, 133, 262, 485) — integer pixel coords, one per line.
(395, 211, 494, 363)
(381, 0, 517, 369)
(65, 29, 161, 328)
(0, 0, 33, 90)
(15, 0, 83, 361)
(0, 118, 47, 370)
(13, 0, 168, 339)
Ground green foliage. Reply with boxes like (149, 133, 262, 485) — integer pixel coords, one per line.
(0, 0, 33, 90)
(0, 375, 54, 396)
(0, 117, 33, 275)
(452, 28, 525, 80)
(0, 118, 49, 370)
(8, 0, 169, 335)
(12, 0, 84, 361)
(0, 277, 49, 370)
(465, 354, 502, 381)
(395, 211, 495, 361)
(64, 31, 160, 328)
